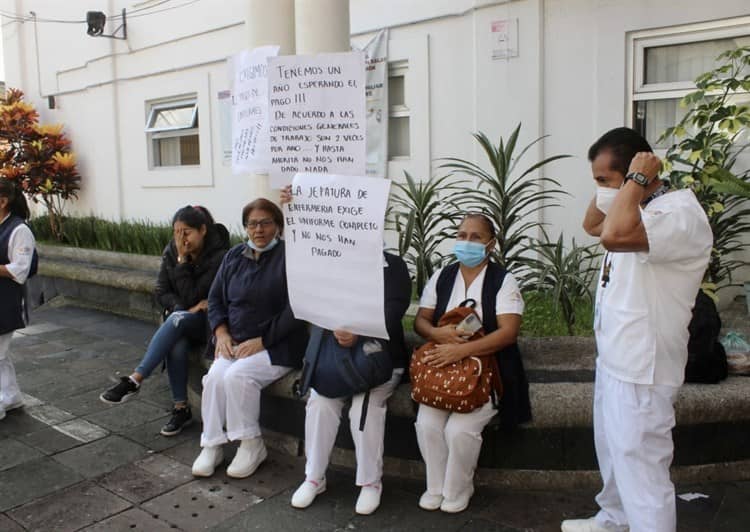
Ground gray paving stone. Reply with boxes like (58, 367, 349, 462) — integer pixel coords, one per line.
(136, 454, 195, 485)
(15, 425, 83, 455)
(54, 389, 115, 417)
(478, 489, 599, 530)
(163, 436, 206, 467)
(0, 437, 45, 471)
(25, 403, 76, 425)
(54, 418, 110, 443)
(0, 409, 51, 438)
(97, 463, 191, 504)
(210, 502, 336, 532)
(84, 400, 169, 432)
(457, 519, 521, 531)
(141, 480, 261, 530)
(24, 367, 115, 402)
(79, 508, 178, 532)
(0, 457, 83, 511)
(675, 482, 727, 532)
(0, 513, 24, 532)
(123, 415, 201, 452)
(7, 481, 131, 532)
(11, 341, 71, 360)
(17, 322, 67, 335)
(209, 449, 302, 499)
(53, 435, 149, 479)
(710, 481, 750, 532)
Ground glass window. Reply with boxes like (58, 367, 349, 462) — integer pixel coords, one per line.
(644, 38, 748, 84)
(146, 96, 200, 168)
(389, 116, 410, 158)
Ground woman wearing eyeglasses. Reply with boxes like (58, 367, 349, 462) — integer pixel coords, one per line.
(192, 198, 308, 479)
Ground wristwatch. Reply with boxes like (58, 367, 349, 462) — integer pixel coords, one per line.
(624, 171, 651, 187)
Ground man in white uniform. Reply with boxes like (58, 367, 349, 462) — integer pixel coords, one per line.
(562, 128, 712, 532)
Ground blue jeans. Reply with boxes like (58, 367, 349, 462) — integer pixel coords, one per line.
(134, 310, 206, 403)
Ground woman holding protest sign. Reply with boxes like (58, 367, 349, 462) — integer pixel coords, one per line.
(100, 205, 229, 437)
(412, 213, 530, 513)
(192, 198, 308, 479)
(280, 184, 411, 516)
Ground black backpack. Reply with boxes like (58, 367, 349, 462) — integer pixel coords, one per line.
(684, 290, 728, 384)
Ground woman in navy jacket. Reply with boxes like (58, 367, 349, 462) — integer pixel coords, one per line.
(192, 198, 308, 479)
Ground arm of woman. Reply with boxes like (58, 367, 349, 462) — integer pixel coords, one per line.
(415, 307, 470, 344)
(154, 245, 181, 311)
(207, 252, 231, 334)
(422, 313, 521, 368)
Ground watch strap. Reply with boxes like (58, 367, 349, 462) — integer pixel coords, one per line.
(625, 171, 650, 187)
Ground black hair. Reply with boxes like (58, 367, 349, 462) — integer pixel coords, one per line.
(242, 198, 284, 235)
(0, 178, 31, 220)
(172, 205, 215, 230)
(459, 213, 497, 240)
(588, 127, 653, 176)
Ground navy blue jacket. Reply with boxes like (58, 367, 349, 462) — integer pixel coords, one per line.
(207, 241, 308, 368)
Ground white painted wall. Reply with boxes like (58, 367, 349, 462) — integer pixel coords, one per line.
(2, 0, 749, 294)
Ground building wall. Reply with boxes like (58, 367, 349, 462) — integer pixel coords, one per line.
(3, 0, 749, 290)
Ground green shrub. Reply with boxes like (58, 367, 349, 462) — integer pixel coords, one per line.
(520, 291, 594, 337)
(29, 215, 245, 255)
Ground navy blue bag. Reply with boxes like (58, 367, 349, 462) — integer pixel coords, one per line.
(299, 325, 393, 430)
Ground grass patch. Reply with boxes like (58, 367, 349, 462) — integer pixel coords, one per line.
(30, 215, 244, 256)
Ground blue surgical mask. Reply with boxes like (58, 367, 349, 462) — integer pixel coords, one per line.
(247, 234, 280, 253)
(453, 240, 488, 267)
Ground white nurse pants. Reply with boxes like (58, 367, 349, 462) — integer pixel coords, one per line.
(199, 350, 291, 448)
(594, 365, 679, 532)
(304, 369, 403, 486)
(415, 399, 497, 501)
(0, 333, 22, 408)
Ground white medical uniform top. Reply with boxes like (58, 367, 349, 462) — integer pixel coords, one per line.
(420, 263, 524, 321)
(1, 213, 35, 285)
(594, 189, 712, 387)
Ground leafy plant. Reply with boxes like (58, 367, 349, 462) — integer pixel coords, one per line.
(29, 214, 244, 255)
(440, 124, 571, 272)
(520, 291, 594, 337)
(521, 233, 600, 334)
(388, 171, 466, 294)
(659, 46, 750, 289)
(0, 88, 81, 239)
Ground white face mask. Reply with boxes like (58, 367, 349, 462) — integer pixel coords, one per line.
(596, 186, 619, 215)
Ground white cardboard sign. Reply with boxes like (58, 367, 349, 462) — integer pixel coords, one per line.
(231, 45, 279, 174)
(267, 52, 366, 188)
(285, 173, 390, 339)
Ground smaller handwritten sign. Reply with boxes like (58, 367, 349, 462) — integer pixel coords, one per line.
(267, 52, 366, 188)
(285, 173, 390, 339)
(231, 45, 279, 174)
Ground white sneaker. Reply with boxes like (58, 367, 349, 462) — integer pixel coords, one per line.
(191, 446, 224, 477)
(226, 437, 267, 478)
(440, 487, 473, 513)
(0, 395, 24, 412)
(418, 491, 443, 511)
(291, 478, 326, 509)
(355, 484, 382, 515)
(561, 517, 629, 532)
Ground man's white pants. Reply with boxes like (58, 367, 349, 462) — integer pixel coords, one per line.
(594, 365, 679, 532)
(200, 350, 291, 448)
(415, 399, 496, 501)
(304, 369, 403, 486)
(0, 333, 22, 408)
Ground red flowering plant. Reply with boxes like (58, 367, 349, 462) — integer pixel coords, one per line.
(0, 88, 81, 239)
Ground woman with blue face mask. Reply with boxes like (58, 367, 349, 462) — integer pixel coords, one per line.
(413, 213, 531, 513)
(192, 198, 308, 479)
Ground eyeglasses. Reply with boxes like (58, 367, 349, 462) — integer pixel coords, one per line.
(245, 219, 275, 229)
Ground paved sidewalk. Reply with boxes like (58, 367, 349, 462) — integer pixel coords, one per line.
(0, 304, 748, 531)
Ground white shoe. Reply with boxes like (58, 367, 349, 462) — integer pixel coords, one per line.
(440, 487, 473, 513)
(226, 438, 267, 478)
(0, 396, 24, 412)
(191, 446, 224, 477)
(355, 484, 382, 515)
(291, 478, 326, 509)
(418, 491, 443, 511)
(561, 517, 628, 532)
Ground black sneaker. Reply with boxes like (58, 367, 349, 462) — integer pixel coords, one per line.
(160, 407, 192, 436)
(100, 376, 139, 404)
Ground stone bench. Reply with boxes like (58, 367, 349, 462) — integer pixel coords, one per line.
(35, 244, 750, 488)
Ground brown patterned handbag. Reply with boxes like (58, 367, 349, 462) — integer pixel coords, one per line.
(410, 299, 503, 413)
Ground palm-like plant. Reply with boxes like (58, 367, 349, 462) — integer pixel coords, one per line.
(440, 124, 571, 271)
(521, 233, 600, 335)
(388, 171, 465, 294)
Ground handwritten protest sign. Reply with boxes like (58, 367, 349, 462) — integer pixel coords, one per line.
(285, 173, 390, 339)
(231, 45, 279, 174)
(267, 52, 366, 188)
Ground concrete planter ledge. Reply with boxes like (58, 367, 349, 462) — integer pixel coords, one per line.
(32, 245, 750, 487)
